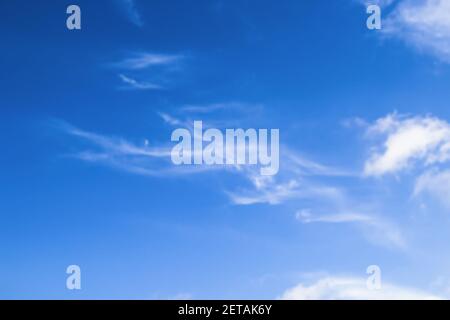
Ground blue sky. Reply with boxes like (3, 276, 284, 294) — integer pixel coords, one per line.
(2, 0, 450, 299)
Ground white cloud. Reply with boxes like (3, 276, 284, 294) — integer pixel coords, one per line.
(179, 102, 262, 114)
(158, 112, 189, 127)
(228, 179, 301, 205)
(364, 113, 450, 176)
(111, 52, 183, 90)
(157, 107, 350, 207)
(58, 103, 267, 179)
(59, 122, 173, 176)
(64, 123, 170, 159)
(226, 147, 350, 206)
(55, 104, 351, 214)
(55, 117, 261, 178)
(414, 169, 450, 207)
(296, 210, 372, 223)
(228, 180, 344, 206)
(296, 209, 406, 249)
(114, 53, 183, 70)
(175, 102, 265, 130)
(383, 0, 450, 63)
(227, 164, 346, 206)
(119, 74, 162, 90)
(285, 150, 354, 177)
(280, 276, 442, 300)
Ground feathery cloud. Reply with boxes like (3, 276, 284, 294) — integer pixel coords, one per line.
(296, 209, 406, 249)
(179, 102, 262, 114)
(226, 149, 348, 206)
(55, 120, 174, 176)
(114, 53, 183, 70)
(111, 52, 183, 90)
(118, 74, 162, 90)
(296, 210, 373, 223)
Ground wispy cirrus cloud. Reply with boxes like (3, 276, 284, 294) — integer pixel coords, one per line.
(228, 179, 300, 205)
(284, 149, 355, 177)
(61, 125, 225, 176)
(225, 146, 349, 206)
(296, 210, 373, 223)
(111, 52, 184, 90)
(52, 102, 273, 179)
(116, 0, 144, 27)
(118, 74, 162, 90)
(280, 276, 442, 300)
(157, 106, 348, 207)
(158, 112, 192, 129)
(57, 120, 252, 177)
(113, 52, 183, 70)
(53, 101, 349, 210)
(158, 107, 352, 208)
(296, 209, 406, 249)
(54, 106, 417, 250)
(227, 177, 345, 206)
(179, 102, 263, 115)
(163, 103, 353, 208)
(158, 102, 268, 138)
(54, 120, 173, 176)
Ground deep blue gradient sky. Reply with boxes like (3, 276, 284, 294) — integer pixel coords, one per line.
(1, 0, 450, 299)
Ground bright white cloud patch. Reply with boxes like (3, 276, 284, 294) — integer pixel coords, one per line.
(364, 113, 450, 176)
(384, 0, 450, 63)
(280, 276, 442, 300)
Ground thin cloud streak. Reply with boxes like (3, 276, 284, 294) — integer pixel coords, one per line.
(296, 209, 406, 249)
(119, 74, 162, 90)
(113, 53, 183, 70)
